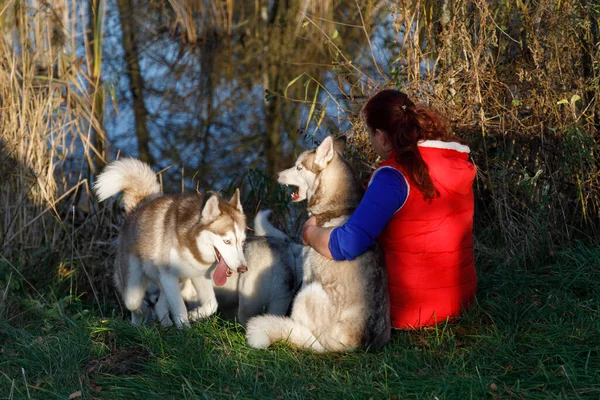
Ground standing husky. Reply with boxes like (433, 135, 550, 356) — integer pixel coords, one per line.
(94, 158, 248, 328)
(246, 136, 391, 352)
(136, 210, 304, 326)
(151, 210, 303, 326)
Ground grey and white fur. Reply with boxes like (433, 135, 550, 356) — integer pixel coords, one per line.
(246, 135, 391, 352)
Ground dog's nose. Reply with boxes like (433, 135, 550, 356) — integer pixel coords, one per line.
(237, 265, 248, 274)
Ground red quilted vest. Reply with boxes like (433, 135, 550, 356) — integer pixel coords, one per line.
(372, 141, 477, 329)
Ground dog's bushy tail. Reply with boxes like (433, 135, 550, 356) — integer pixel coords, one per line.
(253, 210, 290, 241)
(94, 158, 161, 213)
(246, 315, 326, 352)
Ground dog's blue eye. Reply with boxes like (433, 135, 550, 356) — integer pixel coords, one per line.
(223, 239, 231, 244)
(296, 165, 302, 171)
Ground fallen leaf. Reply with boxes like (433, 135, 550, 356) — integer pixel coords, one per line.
(490, 383, 498, 391)
(91, 385, 102, 393)
(69, 391, 82, 399)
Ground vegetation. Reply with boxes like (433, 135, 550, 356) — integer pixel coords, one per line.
(2, 244, 599, 398)
(1, 0, 599, 398)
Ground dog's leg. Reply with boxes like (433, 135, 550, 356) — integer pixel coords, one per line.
(154, 290, 173, 327)
(267, 294, 294, 316)
(131, 309, 145, 325)
(141, 282, 161, 324)
(290, 282, 332, 333)
(246, 282, 334, 352)
(290, 282, 359, 352)
(159, 273, 189, 328)
(187, 276, 218, 321)
(246, 315, 325, 352)
(123, 256, 150, 324)
(237, 294, 265, 326)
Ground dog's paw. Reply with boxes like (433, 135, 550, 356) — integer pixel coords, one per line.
(159, 315, 174, 328)
(188, 303, 217, 321)
(187, 309, 204, 322)
(246, 319, 272, 349)
(172, 314, 190, 329)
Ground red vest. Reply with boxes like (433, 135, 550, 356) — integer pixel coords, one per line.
(373, 141, 477, 329)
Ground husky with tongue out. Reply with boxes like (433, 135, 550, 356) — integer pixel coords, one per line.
(95, 158, 248, 328)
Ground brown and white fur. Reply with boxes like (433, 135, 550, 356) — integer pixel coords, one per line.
(139, 210, 304, 326)
(147, 210, 304, 326)
(94, 158, 248, 328)
(246, 136, 391, 352)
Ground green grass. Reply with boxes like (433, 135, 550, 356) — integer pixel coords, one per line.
(1, 243, 599, 399)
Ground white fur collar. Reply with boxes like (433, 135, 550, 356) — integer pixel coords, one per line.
(418, 140, 470, 154)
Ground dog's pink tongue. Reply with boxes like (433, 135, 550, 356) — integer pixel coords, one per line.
(213, 257, 229, 287)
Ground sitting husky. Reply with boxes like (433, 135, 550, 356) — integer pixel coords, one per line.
(246, 136, 391, 352)
(94, 158, 248, 328)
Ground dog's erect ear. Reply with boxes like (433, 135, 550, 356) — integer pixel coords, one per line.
(201, 194, 221, 224)
(333, 135, 346, 154)
(229, 188, 243, 213)
(315, 136, 336, 169)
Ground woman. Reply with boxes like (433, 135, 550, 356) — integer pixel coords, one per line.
(302, 89, 477, 329)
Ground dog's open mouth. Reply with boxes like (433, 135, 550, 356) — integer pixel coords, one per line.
(285, 185, 300, 202)
(213, 248, 233, 287)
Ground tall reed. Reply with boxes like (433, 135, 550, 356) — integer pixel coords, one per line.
(0, 1, 107, 299)
(303, 0, 600, 261)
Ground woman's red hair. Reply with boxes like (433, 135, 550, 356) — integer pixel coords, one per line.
(362, 89, 459, 200)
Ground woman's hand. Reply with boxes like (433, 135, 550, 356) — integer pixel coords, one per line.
(302, 216, 317, 245)
(302, 216, 334, 259)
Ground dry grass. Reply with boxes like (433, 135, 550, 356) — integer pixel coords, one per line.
(1, 0, 598, 314)
(0, 3, 599, 398)
(302, 0, 600, 261)
(0, 0, 113, 309)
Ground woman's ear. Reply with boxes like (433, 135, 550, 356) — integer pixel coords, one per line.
(376, 129, 393, 150)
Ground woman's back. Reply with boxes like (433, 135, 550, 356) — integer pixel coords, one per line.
(376, 141, 477, 329)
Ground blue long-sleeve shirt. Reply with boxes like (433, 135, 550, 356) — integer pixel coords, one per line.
(328, 167, 409, 261)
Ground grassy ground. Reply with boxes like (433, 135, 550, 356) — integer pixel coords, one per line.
(1, 242, 599, 399)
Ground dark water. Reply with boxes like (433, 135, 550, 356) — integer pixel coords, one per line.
(100, 1, 397, 197)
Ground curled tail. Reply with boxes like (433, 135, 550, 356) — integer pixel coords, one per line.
(246, 315, 325, 352)
(94, 158, 161, 213)
(253, 210, 290, 241)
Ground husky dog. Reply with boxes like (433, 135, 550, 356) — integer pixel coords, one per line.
(246, 136, 391, 352)
(94, 158, 248, 328)
(235, 210, 303, 325)
(147, 210, 303, 326)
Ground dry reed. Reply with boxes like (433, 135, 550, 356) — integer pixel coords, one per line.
(307, 0, 600, 261)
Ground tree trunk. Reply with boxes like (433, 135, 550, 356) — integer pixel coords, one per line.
(87, 0, 106, 173)
(262, 0, 287, 177)
(116, 0, 153, 164)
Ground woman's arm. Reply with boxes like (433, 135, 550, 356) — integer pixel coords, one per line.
(302, 216, 334, 258)
(302, 167, 409, 260)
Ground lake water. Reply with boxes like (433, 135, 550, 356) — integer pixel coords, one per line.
(100, 0, 398, 196)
